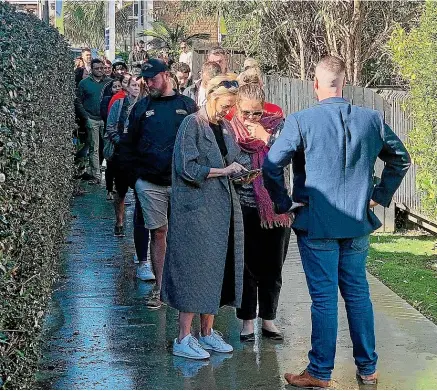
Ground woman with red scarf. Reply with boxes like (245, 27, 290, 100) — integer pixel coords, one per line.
(230, 83, 291, 342)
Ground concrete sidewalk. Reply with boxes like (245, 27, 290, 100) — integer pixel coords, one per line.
(36, 184, 437, 389)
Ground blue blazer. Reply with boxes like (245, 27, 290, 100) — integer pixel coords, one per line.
(263, 97, 411, 239)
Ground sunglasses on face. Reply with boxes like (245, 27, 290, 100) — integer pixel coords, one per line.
(241, 109, 263, 118)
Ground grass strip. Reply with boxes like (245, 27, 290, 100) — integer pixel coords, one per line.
(368, 233, 437, 323)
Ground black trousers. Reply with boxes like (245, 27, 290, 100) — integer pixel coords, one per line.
(105, 160, 115, 192)
(236, 205, 291, 321)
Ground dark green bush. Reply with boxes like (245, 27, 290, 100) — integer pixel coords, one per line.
(0, 3, 75, 388)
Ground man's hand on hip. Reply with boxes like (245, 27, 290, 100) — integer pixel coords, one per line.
(369, 200, 379, 208)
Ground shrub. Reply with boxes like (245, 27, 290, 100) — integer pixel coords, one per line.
(0, 3, 75, 388)
(389, 1, 437, 220)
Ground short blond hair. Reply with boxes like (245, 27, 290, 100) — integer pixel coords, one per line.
(243, 57, 258, 70)
(315, 56, 345, 87)
(206, 73, 238, 98)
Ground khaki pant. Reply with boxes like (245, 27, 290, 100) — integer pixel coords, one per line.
(135, 178, 171, 230)
(86, 118, 104, 179)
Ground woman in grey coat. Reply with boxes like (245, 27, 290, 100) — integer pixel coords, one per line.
(161, 75, 247, 360)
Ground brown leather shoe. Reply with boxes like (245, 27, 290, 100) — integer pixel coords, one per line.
(356, 371, 378, 385)
(284, 370, 331, 389)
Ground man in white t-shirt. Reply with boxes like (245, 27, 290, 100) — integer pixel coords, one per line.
(183, 61, 221, 107)
(179, 40, 193, 79)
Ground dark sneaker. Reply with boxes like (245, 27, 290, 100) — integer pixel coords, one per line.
(88, 178, 101, 185)
(146, 288, 164, 310)
(79, 172, 94, 181)
(114, 225, 125, 237)
(74, 171, 86, 180)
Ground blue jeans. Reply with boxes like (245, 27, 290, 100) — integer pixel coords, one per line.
(296, 233, 378, 381)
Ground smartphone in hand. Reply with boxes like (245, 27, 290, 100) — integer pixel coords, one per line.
(230, 169, 262, 182)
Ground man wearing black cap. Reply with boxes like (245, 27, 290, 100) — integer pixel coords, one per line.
(125, 58, 197, 309)
(112, 58, 128, 76)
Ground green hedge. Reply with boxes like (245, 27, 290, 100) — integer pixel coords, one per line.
(0, 3, 75, 388)
(389, 1, 437, 219)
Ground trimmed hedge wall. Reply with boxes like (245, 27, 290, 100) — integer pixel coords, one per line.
(0, 3, 75, 388)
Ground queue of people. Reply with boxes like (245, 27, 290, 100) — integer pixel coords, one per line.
(73, 46, 411, 388)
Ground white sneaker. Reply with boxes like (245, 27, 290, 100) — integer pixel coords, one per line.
(133, 254, 139, 264)
(198, 329, 233, 353)
(173, 335, 210, 360)
(136, 263, 155, 281)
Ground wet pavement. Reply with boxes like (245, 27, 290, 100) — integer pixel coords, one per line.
(36, 183, 437, 389)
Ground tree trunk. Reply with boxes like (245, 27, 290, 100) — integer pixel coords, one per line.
(350, 0, 364, 85)
(295, 28, 306, 80)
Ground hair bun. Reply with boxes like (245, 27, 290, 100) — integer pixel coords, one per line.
(238, 67, 262, 86)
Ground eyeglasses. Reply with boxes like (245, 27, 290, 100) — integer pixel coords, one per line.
(240, 109, 263, 118)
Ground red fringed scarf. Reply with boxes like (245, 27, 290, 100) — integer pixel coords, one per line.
(231, 114, 291, 228)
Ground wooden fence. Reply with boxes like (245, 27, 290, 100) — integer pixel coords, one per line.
(191, 48, 246, 81)
(188, 49, 424, 231)
(263, 76, 422, 232)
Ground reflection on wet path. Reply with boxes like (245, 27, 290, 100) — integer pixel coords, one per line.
(36, 185, 437, 389)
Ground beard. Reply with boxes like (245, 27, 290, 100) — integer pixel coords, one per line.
(149, 88, 163, 98)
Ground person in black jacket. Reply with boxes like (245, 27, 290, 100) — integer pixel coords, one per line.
(100, 76, 122, 199)
(124, 59, 197, 309)
(74, 48, 92, 87)
(74, 48, 93, 175)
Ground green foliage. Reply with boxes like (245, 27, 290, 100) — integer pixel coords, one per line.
(140, 20, 210, 58)
(389, 1, 437, 219)
(0, 2, 76, 388)
(63, 1, 133, 51)
(183, 0, 421, 85)
(64, 1, 106, 49)
(368, 234, 437, 323)
(115, 51, 129, 64)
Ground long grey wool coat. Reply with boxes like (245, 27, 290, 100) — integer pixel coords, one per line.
(161, 107, 244, 315)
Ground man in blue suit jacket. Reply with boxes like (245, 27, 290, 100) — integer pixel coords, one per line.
(263, 56, 411, 388)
